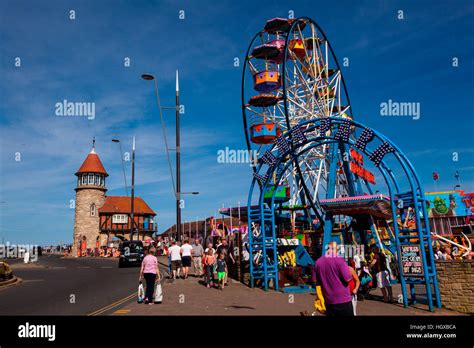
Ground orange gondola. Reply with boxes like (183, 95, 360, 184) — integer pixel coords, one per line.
(250, 123, 281, 144)
(253, 70, 281, 93)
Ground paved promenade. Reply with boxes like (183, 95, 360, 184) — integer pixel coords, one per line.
(109, 256, 459, 316)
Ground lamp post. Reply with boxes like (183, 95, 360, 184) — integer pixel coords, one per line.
(112, 139, 129, 196)
(142, 72, 201, 243)
(130, 136, 136, 240)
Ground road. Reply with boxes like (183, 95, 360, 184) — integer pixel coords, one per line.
(0, 254, 166, 315)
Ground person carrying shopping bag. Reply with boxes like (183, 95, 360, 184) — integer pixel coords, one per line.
(139, 247, 162, 305)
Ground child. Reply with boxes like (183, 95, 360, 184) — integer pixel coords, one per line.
(203, 249, 216, 288)
(216, 252, 227, 290)
(358, 261, 373, 300)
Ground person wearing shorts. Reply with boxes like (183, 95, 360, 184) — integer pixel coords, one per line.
(203, 249, 216, 288)
(370, 246, 393, 302)
(180, 240, 193, 279)
(216, 252, 227, 290)
(168, 241, 182, 279)
(172, 259, 182, 272)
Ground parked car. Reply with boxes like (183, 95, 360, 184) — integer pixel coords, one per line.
(118, 241, 144, 268)
(0, 261, 13, 281)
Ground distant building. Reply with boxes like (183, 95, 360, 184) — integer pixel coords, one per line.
(72, 144, 156, 255)
(425, 190, 473, 235)
(161, 216, 242, 245)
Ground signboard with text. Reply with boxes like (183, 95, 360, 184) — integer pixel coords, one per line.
(350, 148, 375, 184)
(399, 244, 424, 277)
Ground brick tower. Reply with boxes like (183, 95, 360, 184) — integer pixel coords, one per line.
(73, 141, 108, 255)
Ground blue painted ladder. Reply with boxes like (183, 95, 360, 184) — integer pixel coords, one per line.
(248, 207, 279, 291)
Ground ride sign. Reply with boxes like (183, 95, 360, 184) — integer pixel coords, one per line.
(399, 244, 424, 276)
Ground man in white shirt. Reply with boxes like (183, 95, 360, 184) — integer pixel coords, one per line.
(204, 242, 216, 256)
(180, 240, 194, 279)
(168, 241, 182, 280)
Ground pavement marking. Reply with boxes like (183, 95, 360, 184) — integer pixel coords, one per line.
(0, 277, 23, 291)
(52, 266, 66, 269)
(101, 266, 113, 269)
(77, 266, 91, 269)
(113, 309, 130, 314)
(22, 279, 45, 283)
(87, 292, 136, 316)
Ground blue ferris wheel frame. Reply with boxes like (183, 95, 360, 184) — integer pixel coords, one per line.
(247, 116, 441, 311)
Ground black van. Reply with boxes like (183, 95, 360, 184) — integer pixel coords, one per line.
(118, 241, 144, 268)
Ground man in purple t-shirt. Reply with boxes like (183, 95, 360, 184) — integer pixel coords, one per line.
(313, 241, 354, 316)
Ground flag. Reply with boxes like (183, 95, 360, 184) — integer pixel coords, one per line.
(432, 172, 439, 181)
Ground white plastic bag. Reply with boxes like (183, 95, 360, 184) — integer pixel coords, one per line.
(154, 282, 163, 304)
(137, 282, 145, 303)
(23, 251, 30, 264)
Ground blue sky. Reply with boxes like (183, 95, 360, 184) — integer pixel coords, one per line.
(0, 0, 473, 245)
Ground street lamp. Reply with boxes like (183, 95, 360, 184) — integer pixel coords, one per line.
(111, 139, 129, 196)
(141, 74, 154, 81)
(142, 71, 198, 243)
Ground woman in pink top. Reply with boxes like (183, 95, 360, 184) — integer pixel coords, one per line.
(139, 247, 161, 304)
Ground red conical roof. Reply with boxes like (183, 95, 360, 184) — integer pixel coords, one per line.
(75, 148, 108, 176)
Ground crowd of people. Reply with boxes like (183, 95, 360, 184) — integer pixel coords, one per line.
(135, 233, 473, 311)
(138, 237, 236, 304)
(433, 237, 474, 261)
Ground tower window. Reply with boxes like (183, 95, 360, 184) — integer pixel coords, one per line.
(88, 174, 94, 184)
(90, 203, 96, 217)
(81, 175, 87, 185)
(95, 174, 100, 185)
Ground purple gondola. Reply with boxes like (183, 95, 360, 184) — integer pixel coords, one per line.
(264, 17, 306, 34)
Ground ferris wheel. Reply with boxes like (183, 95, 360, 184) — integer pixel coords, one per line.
(242, 17, 358, 221)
